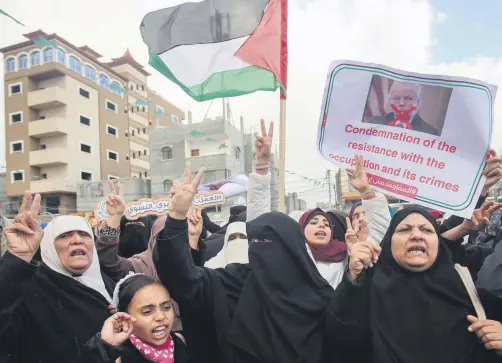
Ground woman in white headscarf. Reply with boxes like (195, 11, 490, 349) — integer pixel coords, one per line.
(0, 191, 117, 362)
(205, 222, 248, 268)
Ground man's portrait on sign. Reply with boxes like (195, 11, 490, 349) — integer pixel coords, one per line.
(362, 75, 452, 136)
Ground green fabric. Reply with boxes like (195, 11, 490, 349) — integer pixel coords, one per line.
(149, 52, 286, 102)
(33, 37, 56, 48)
(135, 99, 150, 106)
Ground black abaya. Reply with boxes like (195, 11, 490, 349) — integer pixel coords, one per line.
(154, 212, 332, 363)
(328, 207, 502, 363)
(0, 252, 114, 362)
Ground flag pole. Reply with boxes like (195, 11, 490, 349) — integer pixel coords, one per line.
(278, 0, 288, 213)
(278, 96, 287, 213)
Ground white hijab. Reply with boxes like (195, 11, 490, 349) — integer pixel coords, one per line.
(205, 221, 248, 269)
(40, 215, 111, 302)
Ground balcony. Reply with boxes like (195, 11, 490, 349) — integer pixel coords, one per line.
(29, 117, 69, 138)
(30, 148, 69, 167)
(30, 178, 76, 194)
(28, 86, 67, 110)
(129, 111, 149, 125)
(131, 157, 150, 170)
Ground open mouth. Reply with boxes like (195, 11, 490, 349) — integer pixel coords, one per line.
(314, 231, 327, 237)
(407, 246, 426, 255)
(70, 249, 87, 257)
(152, 325, 168, 339)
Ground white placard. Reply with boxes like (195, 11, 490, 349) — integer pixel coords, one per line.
(317, 60, 497, 217)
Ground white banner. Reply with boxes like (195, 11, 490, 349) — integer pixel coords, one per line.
(317, 60, 497, 217)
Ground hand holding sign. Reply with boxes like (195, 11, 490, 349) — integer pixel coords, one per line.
(346, 155, 371, 194)
(482, 149, 502, 195)
(169, 162, 205, 220)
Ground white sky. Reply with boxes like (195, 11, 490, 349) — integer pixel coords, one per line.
(1, 0, 502, 207)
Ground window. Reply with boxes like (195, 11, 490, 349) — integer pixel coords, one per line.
(80, 115, 90, 126)
(191, 149, 200, 157)
(80, 143, 92, 154)
(106, 100, 117, 112)
(171, 114, 179, 123)
(137, 128, 140, 134)
(142, 85, 145, 91)
(40, 144, 47, 150)
(80, 171, 92, 181)
(9, 83, 22, 96)
(132, 130, 135, 136)
(225, 169, 233, 178)
(79, 87, 90, 99)
(30, 51, 41, 66)
(107, 150, 118, 161)
(10, 112, 23, 124)
(136, 106, 140, 112)
(125, 131, 129, 137)
(43, 48, 54, 63)
(161, 147, 173, 160)
(108, 175, 119, 180)
(156, 106, 164, 115)
(56, 48, 66, 64)
(69, 55, 81, 72)
(99, 74, 110, 88)
(11, 170, 24, 183)
(130, 84, 134, 91)
(84, 65, 96, 80)
(136, 85, 139, 90)
(126, 154, 129, 161)
(106, 125, 117, 136)
(41, 174, 47, 179)
(145, 172, 148, 177)
(143, 128, 146, 134)
(143, 150, 147, 156)
(18, 54, 28, 70)
(130, 106, 134, 113)
(110, 81, 122, 95)
(10, 141, 23, 153)
(235, 147, 241, 160)
(142, 106, 146, 112)
(133, 152, 136, 159)
(163, 179, 173, 193)
(6, 57, 15, 72)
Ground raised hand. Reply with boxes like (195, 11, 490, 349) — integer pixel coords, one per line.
(188, 206, 203, 249)
(463, 200, 502, 232)
(345, 217, 358, 252)
(106, 181, 126, 217)
(348, 241, 381, 281)
(467, 315, 502, 350)
(4, 191, 43, 263)
(169, 162, 205, 219)
(482, 149, 502, 195)
(101, 312, 136, 347)
(255, 119, 274, 163)
(346, 155, 371, 194)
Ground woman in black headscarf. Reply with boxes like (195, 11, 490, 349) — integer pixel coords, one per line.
(118, 216, 154, 258)
(327, 206, 502, 363)
(153, 163, 333, 363)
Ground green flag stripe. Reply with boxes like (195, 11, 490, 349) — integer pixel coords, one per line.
(149, 52, 285, 102)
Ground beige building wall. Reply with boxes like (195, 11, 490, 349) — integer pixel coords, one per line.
(149, 91, 185, 127)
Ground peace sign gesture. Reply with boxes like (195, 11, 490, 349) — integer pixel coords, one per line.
(463, 200, 502, 232)
(346, 155, 371, 194)
(4, 191, 43, 263)
(345, 217, 369, 252)
(106, 181, 126, 218)
(169, 162, 205, 220)
(255, 119, 274, 162)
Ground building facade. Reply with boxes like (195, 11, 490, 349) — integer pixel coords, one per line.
(149, 114, 246, 199)
(1, 30, 184, 214)
(285, 192, 307, 215)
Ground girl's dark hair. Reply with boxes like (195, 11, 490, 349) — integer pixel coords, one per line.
(118, 275, 160, 312)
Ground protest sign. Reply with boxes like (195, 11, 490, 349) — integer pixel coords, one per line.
(94, 191, 226, 220)
(317, 60, 497, 217)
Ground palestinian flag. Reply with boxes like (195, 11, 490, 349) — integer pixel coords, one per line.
(140, 0, 287, 102)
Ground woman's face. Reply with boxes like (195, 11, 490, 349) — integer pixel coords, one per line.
(391, 213, 439, 272)
(128, 284, 175, 347)
(304, 214, 332, 245)
(54, 231, 94, 274)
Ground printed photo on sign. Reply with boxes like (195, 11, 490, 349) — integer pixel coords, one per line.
(362, 75, 452, 137)
(316, 60, 496, 217)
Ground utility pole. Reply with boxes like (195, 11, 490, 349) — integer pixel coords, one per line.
(327, 169, 332, 209)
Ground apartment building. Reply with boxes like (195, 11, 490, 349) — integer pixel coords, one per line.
(1, 30, 184, 214)
(149, 112, 246, 199)
(285, 192, 307, 215)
